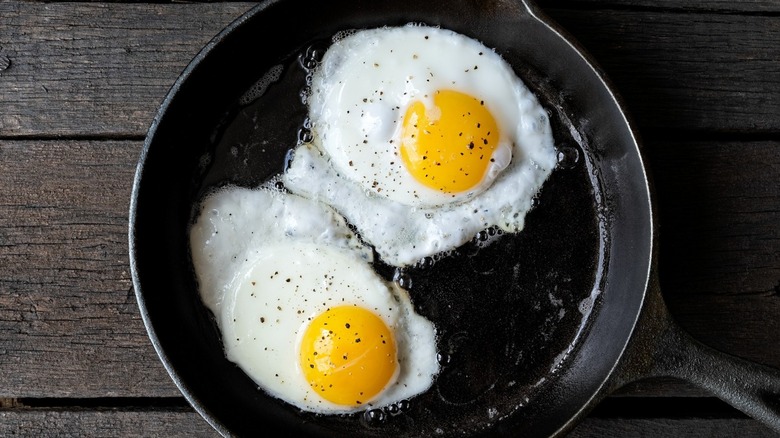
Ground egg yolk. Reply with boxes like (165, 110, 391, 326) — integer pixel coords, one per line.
(400, 89, 500, 194)
(299, 305, 397, 406)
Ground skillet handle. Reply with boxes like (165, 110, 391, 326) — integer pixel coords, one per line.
(613, 279, 780, 433)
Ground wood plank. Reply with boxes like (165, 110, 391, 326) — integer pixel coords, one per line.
(0, 140, 180, 397)
(0, 2, 255, 137)
(540, 0, 780, 13)
(648, 140, 780, 368)
(1, 3, 780, 136)
(649, 141, 780, 298)
(0, 409, 218, 438)
(569, 417, 779, 437)
(543, 8, 780, 132)
(666, 295, 780, 368)
(0, 408, 775, 437)
(12, 0, 780, 14)
(0, 138, 777, 398)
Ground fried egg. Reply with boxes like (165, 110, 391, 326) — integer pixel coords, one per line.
(189, 186, 439, 414)
(282, 24, 557, 267)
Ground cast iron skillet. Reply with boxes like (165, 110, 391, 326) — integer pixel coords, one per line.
(129, 0, 780, 436)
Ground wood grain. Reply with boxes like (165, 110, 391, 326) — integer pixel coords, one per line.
(0, 2, 255, 137)
(0, 140, 180, 397)
(540, 0, 780, 12)
(649, 141, 780, 367)
(544, 8, 780, 133)
(0, 409, 776, 437)
(0, 138, 776, 398)
(569, 417, 779, 437)
(0, 409, 218, 438)
(1, 3, 779, 136)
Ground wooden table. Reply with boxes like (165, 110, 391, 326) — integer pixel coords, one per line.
(1, 1, 778, 436)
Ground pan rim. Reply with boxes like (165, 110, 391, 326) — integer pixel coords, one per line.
(510, 1, 656, 435)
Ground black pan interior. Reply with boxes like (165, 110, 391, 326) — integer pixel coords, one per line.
(130, 0, 653, 437)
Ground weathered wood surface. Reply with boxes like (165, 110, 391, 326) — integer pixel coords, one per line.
(0, 409, 218, 438)
(1, 137, 776, 392)
(1, 0, 779, 436)
(1, 2, 780, 136)
(0, 140, 181, 398)
(0, 2, 256, 137)
(540, 0, 780, 12)
(544, 9, 780, 133)
(0, 409, 775, 437)
(649, 141, 780, 367)
(570, 417, 779, 437)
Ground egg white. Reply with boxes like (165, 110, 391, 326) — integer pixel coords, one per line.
(189, 185, 372, 314)
(283, 25, 557, 267)
(189, 186, 439, 414)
